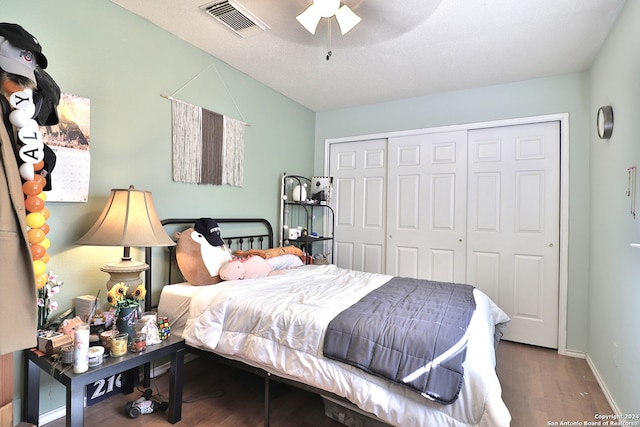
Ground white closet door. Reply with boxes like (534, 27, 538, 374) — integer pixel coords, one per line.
(329, 139, 387, 273)
(387, 131, 468, 282)
(467, 121, 560, 348)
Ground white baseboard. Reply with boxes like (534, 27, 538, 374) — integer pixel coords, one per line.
(38, 353, 197, 425)
(585, 354, 621, 415)
(38, 406, 66, 425)
(563, 349, 586, 359)
(562, 349, 620, 415)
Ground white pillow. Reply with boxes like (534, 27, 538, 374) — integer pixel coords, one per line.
(266, 254, 304, 270)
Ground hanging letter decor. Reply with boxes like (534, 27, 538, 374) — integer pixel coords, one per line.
(170, 97, 244, 187)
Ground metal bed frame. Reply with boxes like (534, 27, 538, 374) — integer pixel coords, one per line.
(144, 217, 274, 311)
(143, 217, 371, 427)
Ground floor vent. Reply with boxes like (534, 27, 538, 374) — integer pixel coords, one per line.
(201, 0, 270, 37)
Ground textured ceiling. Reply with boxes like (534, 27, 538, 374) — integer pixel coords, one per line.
(110, 0, 625, 112)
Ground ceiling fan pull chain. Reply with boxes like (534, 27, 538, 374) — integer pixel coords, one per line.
(326, 19, 332, 61)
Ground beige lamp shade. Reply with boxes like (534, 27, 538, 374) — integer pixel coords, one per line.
(77, 185, 175, 290)
(77, 185, 174, 247)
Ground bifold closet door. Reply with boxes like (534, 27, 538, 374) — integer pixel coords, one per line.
(467, 121, 560, 348)
(329, 138, 387, 273)
(386, 131, 468, 282)
(328, 121, 561, 348)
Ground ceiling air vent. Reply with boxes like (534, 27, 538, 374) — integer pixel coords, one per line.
(201, 0, 270, 38)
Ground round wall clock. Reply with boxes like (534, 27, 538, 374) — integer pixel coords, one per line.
(597, 105, 614, 139)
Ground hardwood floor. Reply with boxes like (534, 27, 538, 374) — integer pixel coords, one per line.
(42, 355, 344, 427)
(496, 341, 612, 427)
(42, 341, 612, 427)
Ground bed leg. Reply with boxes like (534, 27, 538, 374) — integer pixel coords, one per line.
(264, 373, 271, 427)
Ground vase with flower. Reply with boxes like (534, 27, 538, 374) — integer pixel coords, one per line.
(107, 282, 146, 343)
(37, 272, 63, 331)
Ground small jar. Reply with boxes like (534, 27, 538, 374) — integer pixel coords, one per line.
(130, 333, 147, 353)
(140, 311, 157, 324)
(88, 346, 105, 367)
(100, 329, 118, 354)
(60, 345, 74, 365)
(110, 333, 128, 357)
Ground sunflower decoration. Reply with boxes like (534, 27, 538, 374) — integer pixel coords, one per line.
(132, 284, 147, 301)
(107, 282, 146, 315)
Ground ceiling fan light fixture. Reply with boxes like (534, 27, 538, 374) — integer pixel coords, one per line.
(296, 3, 322, 34)
(296, 0, 360, 36)
(335, 4, 361, 35)
(316, 0, 340, 18)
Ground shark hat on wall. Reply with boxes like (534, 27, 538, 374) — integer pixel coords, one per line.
(194, 218, 225, 247)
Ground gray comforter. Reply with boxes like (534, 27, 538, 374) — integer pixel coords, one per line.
(322, 277, 476, 404)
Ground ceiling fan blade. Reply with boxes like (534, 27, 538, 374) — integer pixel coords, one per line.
(335, 4, 361, 35)
(296, 4, 323, 34)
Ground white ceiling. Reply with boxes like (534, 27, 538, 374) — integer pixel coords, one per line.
(110, 0, 625, 112)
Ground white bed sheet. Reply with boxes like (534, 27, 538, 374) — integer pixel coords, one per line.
(158, 264, 512, 427)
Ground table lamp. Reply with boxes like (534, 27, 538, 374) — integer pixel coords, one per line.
(77, 185, 175, 291)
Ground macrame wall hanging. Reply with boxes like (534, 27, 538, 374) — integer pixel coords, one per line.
(162, 64, 248, 187)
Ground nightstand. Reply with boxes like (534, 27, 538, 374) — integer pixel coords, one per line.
(23, 335, 185, 427)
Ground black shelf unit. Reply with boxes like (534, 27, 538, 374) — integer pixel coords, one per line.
(280, 173, 334, 264)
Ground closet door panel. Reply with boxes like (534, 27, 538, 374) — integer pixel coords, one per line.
(473, 172, 501, 231)
(467, 121, 560, 348)
(330, 139, 387, 273)
(336, 177, 356, 227)
(362, 243, 384, 274)
(395, 246, 419, 278)
(335, 241, 355, 270)
(431, 248, 457, 282)
(387, 131, 468, 281)
(334, 177, 356, 269)
(364, 177, 385, 228)
(396, 175, 420, 229)
(470, 251, 501, 302)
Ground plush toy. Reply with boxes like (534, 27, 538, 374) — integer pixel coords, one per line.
(234, 245, 304, 260)
(60, 316, 84, 338)
(219, 256, 274, 281)
(175, 218, 232, 285)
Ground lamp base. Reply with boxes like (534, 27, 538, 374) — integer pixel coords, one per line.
(101, 259, 149, 291)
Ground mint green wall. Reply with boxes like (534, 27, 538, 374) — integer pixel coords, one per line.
(315, 74, 592, 355)
(6, 0, 315, 418)
(588, 0, 640, 415)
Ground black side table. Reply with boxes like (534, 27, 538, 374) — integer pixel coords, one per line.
(23, 335, 185, 427)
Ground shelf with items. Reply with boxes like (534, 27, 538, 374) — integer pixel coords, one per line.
(280, 173, 334, 264)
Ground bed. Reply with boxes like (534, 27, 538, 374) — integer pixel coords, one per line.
(146, 218, 512, 427)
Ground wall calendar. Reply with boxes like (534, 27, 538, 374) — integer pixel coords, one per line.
(40, 93, 90, 202)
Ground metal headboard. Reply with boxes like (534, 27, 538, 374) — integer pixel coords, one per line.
(143, 218, 274, 311)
